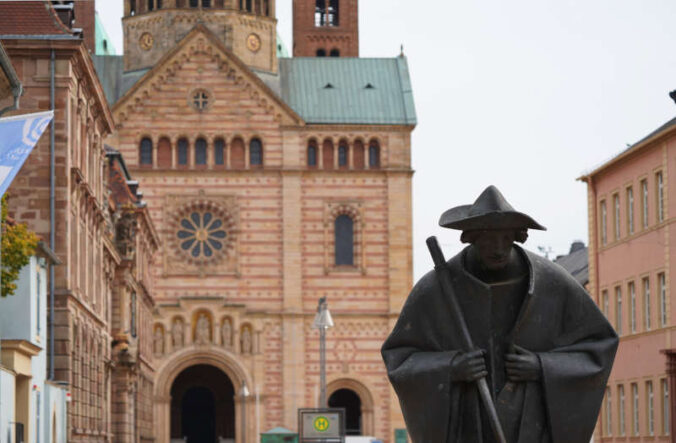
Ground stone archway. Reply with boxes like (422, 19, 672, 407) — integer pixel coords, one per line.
(326, 378, 375, 436)
(155, 348, 254, 443)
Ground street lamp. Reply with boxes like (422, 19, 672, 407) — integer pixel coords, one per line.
(312, 297, 334, 408)
(241, 381, 250, 443)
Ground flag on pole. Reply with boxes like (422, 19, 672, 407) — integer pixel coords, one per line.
(0, 110, 53, 198)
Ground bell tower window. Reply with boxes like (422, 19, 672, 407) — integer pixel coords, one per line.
(315, 0, 339, 27)
(330, 49, 340, 57)
(317, 49, 326, 57)
(202, 0, 211, 6)
(148, 0, 154, 11)
(190, 0, 198, 7)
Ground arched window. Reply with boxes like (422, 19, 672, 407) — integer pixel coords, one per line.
(189, 0, 198, 7)
(178, 138, 189, 166)
(157, 0, 162, 8)
(317, 49, 327, 57)
(335, 215, 354, 265)
(130, 292, 137, 338)
(250, 138, 263, 167)
(330, 49, 340, 57)
(148, 0, 154, 11)
(157, 137, 172, 168)
(246, 0, 252, 12)
(323, 139, 334, 169)
(368, 140, 380, 168)
(130, 0, 136, 15)
(214, 138, 225, 166)
(338, 141, 348, 168)
(307, 141, 318, 167)
(139, 137, 153, 166)
(231, 138, 245, 169)
(202, 0, 211, 6)
(195, 138, 207, 166)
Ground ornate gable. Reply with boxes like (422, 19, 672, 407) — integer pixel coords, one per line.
(112, 25, 303, 128)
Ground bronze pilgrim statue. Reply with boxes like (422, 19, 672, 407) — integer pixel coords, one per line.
(382, 186, 618, 443)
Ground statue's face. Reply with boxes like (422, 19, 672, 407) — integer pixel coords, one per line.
(472, 229, 516, 271)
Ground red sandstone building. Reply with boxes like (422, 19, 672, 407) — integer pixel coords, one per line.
(0, 2, 161, 441)
(582, 97, 676, 441)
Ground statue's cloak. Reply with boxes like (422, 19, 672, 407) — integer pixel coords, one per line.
(381, 246, 618, 443)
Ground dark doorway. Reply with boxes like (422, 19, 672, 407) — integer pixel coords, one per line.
(182, 387, 215, 442)
(328, 388, 362, 435)
(171, 364, 235, 442)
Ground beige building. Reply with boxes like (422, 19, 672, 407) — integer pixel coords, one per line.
(95, 0, 417, 441)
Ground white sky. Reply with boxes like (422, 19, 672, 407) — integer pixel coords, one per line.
(96, 1, 676, 280)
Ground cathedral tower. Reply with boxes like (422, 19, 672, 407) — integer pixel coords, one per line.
(122, 0, 278, 72)
(292, 0, 359, 57)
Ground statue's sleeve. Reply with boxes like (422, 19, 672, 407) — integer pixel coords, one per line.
(381, 272, 461, 443)
(537, 279, 619, 443)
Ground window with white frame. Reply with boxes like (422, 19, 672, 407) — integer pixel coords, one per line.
(619, 384, 626, 435)
(629, 281, 637, 333)
(657, 171, 664, 223)
(601, 200, 608, 245)
(660, 273, 667, 327)
(648, 380, 655, 436)
(614, 194, 621, 240)
(627, 186, 634, 235)
(644, 277, 651, 330)
(632, 383, 639, 436)
(615, 286, 623, 335)
(642, 179, 649, 228)
(663, 378, 670, 436)
(606, 387, 613, 436)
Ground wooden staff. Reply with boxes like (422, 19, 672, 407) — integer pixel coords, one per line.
(426, 236, 507, 443)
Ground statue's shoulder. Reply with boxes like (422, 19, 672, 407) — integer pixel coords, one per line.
(520, 246, 588, 295)
(408, 248, 466, 300)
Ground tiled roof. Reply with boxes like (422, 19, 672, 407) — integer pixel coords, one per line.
(553, 242, 589, 286)
(0, 1, 73, 36)
(279, 57, 417, 125)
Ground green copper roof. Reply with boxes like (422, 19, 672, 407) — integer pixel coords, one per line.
(279, 57, 416, 126)
(95, 12, 116, 55)
(276, 32, 289, 58)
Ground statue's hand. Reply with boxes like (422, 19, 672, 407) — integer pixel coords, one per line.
(505, 344, 541, 382)
(450, 349, 487, 382)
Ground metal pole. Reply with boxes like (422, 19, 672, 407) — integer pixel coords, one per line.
(319, 326, 326, 408)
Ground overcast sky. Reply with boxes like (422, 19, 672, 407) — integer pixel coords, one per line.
(96, 1, 676, 280)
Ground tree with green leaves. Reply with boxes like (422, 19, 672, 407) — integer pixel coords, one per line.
(1, 195, 38, 297)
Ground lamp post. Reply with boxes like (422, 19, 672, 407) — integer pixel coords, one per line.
(312, 297, 334, 408)
(241, 381, 250, 443)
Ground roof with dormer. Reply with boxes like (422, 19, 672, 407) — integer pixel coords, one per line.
(93, 27, 416, 127)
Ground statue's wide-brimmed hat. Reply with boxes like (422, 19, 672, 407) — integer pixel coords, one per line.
(439, 185, 546, 231)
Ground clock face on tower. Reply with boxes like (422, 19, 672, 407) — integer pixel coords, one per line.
(246, 33, 261, 53)
(139, 32, 154, 51)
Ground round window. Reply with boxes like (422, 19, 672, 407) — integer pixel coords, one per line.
(177, 211, 227, 258)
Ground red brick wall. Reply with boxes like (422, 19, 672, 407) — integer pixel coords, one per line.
(293, 0, 359, 57)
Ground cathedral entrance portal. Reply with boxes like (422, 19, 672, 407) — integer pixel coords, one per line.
(170, 364, 235, 442)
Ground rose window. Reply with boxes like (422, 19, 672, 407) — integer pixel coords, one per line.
(177, 211, 227, 258)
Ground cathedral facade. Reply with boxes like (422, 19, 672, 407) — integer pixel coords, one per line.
(96, 0, 416, 441)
